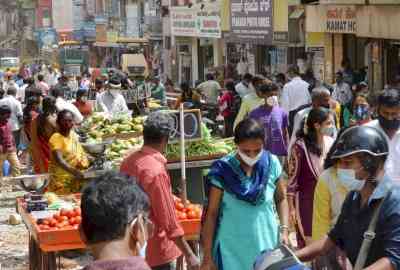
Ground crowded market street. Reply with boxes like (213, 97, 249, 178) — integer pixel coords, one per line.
(1, 1, 400, 270)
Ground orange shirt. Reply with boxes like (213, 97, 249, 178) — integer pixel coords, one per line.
(73, 101, 93, 118)
(120, 146, 183, 267)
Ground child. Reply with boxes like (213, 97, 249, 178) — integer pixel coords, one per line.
(0, 105, 21, 176)
(249, 83, 289, 162)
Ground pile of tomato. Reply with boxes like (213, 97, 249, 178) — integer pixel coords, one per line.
(36, 208, 82, 231)
(173, 196, 202, 221)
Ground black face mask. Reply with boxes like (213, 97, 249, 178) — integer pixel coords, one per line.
(378, 115, 400, 130)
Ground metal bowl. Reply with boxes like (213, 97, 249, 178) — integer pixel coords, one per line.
(82, 141, 112, 155)
(16, 174, 50, 193)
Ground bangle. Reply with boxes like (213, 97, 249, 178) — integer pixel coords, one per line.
(280, 225, 289, 231)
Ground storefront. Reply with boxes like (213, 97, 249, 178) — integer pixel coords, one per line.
(357, 5, 400, 89)
(306, 4, 366, 84)
(170, 4, 223, 85)
(225, 0, 274, 77)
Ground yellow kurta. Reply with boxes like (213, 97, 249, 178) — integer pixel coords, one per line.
(48, 131, 89, 195)
(312, 167, 349, 241)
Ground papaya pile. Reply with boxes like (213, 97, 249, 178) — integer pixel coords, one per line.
(105, 137, 143, 164)
(81, 113, 146, 143)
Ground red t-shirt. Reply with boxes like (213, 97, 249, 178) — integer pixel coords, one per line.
(120, 146, 184, 267)
(0, 120, 15, 153)
(73, 101, 93, 118)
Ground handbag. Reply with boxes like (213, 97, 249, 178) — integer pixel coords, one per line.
(353, 193, 388, 270)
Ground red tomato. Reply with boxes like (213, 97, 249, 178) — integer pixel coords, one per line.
(73, 224, 79, 229)
(74, 216, 82, 224)
(64, 225, 74, 230)
(179, 212, 187, 220)
(176, 202, 184, 211)
(42, 219, 50, 226)
(57, 221, 69, 228)
(53, 213, 61, 220)
(187, 210, 197, 220)
(49, 219, 57, 227)
(66, 210, 76, 218)
(73, 208, 81, 216)
(58, 216, 68, 222)
(60, 209, 69, 217)
(69, 217, 76, 225)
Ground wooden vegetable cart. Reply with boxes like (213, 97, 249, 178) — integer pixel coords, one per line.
(17, 195, 201, 270)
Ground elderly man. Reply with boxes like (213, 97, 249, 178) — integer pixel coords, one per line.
(120, 112, 200, 270)
(288, 87, 334, 155)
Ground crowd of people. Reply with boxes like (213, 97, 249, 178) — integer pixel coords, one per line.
(3, 60, 400, 270)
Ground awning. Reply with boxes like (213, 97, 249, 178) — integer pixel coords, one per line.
(289, 9, 304, 19)
(93, 42, 120, 48)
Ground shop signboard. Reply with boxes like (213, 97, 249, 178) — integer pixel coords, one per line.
(369, 0, 400, 3)
(52, 0, 73, 32)
(229, 0, 273, 44)
(325, 6, 356, 33)
(36, 27, 58, 49)
(72, 0, 84, 30)
(171, 7, 222, 38)
(171, 8, 197, 37)
(196, 10, 221, 38)
(107, 31, 119, 43)
(83, 21, 96, 40)
(96, 24, 107, 42)
(306, 5, 356, 34)
(320, 0, 364, 3)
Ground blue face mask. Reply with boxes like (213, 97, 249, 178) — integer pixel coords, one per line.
(337, 168, 365, 191)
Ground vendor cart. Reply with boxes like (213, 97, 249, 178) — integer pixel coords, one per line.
(17, 194, 200, 270)
(167, 155, 222, 204)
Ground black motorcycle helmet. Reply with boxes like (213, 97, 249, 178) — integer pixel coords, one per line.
(331, 126, 388, 179)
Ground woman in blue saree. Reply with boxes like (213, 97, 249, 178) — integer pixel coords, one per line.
(200, 118, 289, 270)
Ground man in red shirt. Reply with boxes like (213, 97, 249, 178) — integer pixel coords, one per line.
(0, 105, 21, 176)
(120, 112, 200, 270)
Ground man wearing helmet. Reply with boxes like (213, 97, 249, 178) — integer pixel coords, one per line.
(296, 126, 400, 270)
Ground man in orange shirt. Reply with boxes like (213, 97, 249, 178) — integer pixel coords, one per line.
(120, 112, 200, 270)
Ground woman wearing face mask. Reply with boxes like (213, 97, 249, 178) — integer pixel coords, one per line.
(296, 126, 400, 270)
(287, 107, 335, 248)
(73, 88, 93, 118)
(48, 110, 89, 194)
(342, 93, 371, 128)
(81, 171, 152, 270)
(201, 118, 289, 270)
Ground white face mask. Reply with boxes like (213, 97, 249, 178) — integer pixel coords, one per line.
(337, 168, 365, 191)
(238, 149, 263, 167)
(266, 95, 279, 107)
(108, 89, 119, 96)
(131, 217, 148, 258)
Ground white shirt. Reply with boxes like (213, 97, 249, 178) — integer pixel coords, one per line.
(95, 91, 129, 115)
(46, 72, 59, 87)
(55, 97, 84, 124)
(332, 82, 352, 105)
(17, 84, 27, 102)
(0, 95, 23, 131)
(365, 120, 400, 183)
(235, 81, 253, 98)
(281, 77, 311, 113)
